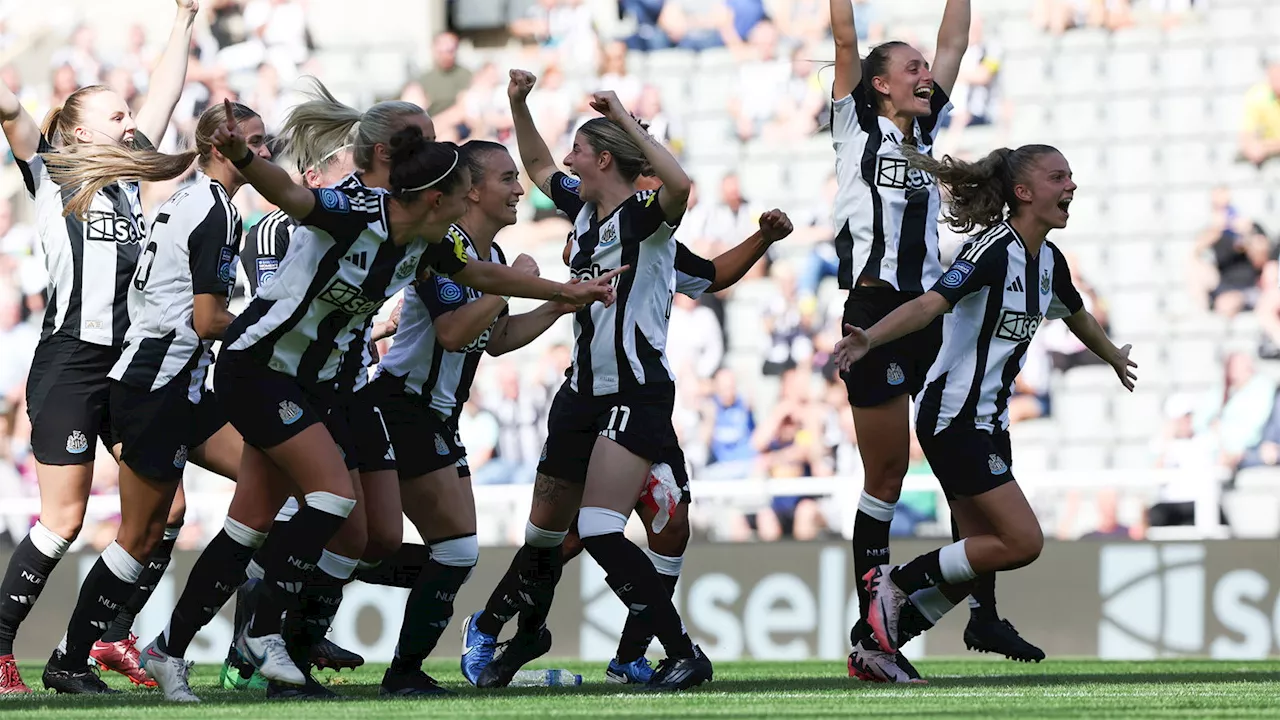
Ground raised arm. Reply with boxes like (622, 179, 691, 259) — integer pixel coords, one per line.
(704, 210, 793, 293)
(931, 0, 972, 97)
(591, 91, 690, 222)
(0, 75, 40, 162)
(1063, 310, 1137, 391)
(829, 0, 863, 101)
(211, 100, 316, 219)
(134, 0, 200, 145)
(508, 70, 560, 196)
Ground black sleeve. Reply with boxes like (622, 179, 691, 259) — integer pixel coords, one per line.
(190, 202, 236, 297)
(297, 187, 372, 241)
(1046, 244, 1085, 320)
(419, 274, 469, 319)
(421, 228, 469, 277)
(623, 188, 677, 245)
(547, 171, 587, 218)
(15, 135, 53, 196)
(674, 241, 716, 298)
(930, 236, 1007, 307)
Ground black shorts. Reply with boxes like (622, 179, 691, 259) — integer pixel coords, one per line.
(916, 423, 1015, 500)
(214, 350, 332, 453)
(367, 373, 469, 480)
(190, 383, 228, 448)
(340, 384, 396, 474)
(841, 286, 943, 408)
(537, 383, 680, 484)
(111, 379, 214, 483)
(26, 333, 120, 465)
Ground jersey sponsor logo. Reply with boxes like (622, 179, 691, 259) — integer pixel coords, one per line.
(560, 174, 581, 193)
(318, 188, 350, 213)
(395, 254, 419, 280)
(461, 326, 492, 354)
(278, 400, 304, 425)
(256, 257, 279, 288)
(84, 210, 144, 244)
(995, 309, 1043, 344)
(434, 434, 450, 456)
(874, 157, 934, 191)
(218, 246, 237, 285)
(988, 453, 1008, 475)
(318, 279, 381, 316)
(65, 430, 89, 454)
(571, 263, 622, 285)
(940, 260, 975, 289)
(173, 445, 189, 470)
(435, 276, 464, 304)
(1041, 269, 1052, 294)
(886, 362, 905, 386)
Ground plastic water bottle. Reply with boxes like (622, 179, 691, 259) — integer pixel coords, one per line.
(507, 669, 583, 687)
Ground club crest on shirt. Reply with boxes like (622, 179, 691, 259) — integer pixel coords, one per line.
(886, 362, 905, 386)
(278, 400, 304, 425)
(65, 430, 89, 454)
(1041, 269, 1051, 294)
(988, 454, 1009, 475)
(395, 254, 419, 280)
(940, 260, 974, 289)
(599, 219, 620, 248)
(435, 434, 450, 456)
(173, 445, 189, 469)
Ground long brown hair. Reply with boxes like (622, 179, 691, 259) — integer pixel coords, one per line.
(43, 102, 260, 218)
(903, 143, 1060, 234)
(577, 117, 652, 182)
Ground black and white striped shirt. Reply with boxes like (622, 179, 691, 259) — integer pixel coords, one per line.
(831, 86, 950, 292)
(110, 172, 240, 399)
(548, 171, 713, 397)
(375, 224, 508, 420)
(17, 135, 148, 346)
(223, 182, 467, 388)
(243, 201, 375, 394)
(916, 222, 1083, 435)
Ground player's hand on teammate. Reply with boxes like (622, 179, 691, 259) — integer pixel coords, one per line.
(512, 253, 540, 277)
(211, 99, 248, 163)
(559, 266, 629, 309)
(759, 209, 793, 244)
(833, 324, 872, 371)
(1110, 343, 1138, 391)
(589, 91, 630, 124)
(508, 70, 537, 102)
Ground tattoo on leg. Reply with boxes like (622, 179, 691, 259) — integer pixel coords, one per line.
(532, 474, 567, 505)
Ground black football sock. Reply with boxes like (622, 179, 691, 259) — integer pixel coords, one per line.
(102, 523, 181, 643)
(0, 523, 70, 656)
(55, 542, 142, 668)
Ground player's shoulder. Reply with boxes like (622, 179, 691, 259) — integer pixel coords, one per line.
(957, 222, 1017, 263)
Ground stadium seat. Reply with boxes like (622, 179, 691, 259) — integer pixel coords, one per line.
(1160, 141, 1213, 185)
(1104, 240, 1160, 286)
(1208, 7, 1260, 41)
(1157, 96, 1213, 140)
(1008, 101, 1050, 147)
(1112, 391, 1164, 443)
(647, 49, 697, 74)
(996, 19, 1045, 53)
(1156, 47, 1210, 91)
(738, 161, 786, 204)
(1160, 188, 1213, 230)
(1000, 55, 1049, 101)
(1051, 54, 1104, 97)
(1209, 46, 1264, 91)
(363, 51, 410, 96)
(690, 72, 738, 114)
(1102, 51, 1156, 95)
(1165, 337, 1220, 385)
(1054, 441, 1112, 470)
(1051, 100, 1103, 142)
(1104, 190, 1160, 234)
(1061, 194, 1106, 234)
(1110, 442, 1154, 470)
(696, 47, 737, 73)
(1106, 288, 1162, 337)
(786, 158, 835, 200)
(1109, 25, 1163, 50)
(1222, 489, 1280, 538)
(1104, 143, 1159, 187)
(1015, 442, 1053, 472)
(1056, 392, 1113, 442)
(1063, 365, 1123, 391)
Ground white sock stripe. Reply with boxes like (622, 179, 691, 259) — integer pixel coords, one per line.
(304, 491, 357, 518)
(224, 517, 267, 548)
(102, 541, 144, 583)
(857, 491, 896, 522)
(29, 521, 71, 559)
(908, 586, 957, 624)
(430, 535, 479, 568)
(938, 539, 977, 584)
(644, 548, 684, 577)
(275, 496, 300, 522)
(246, 560, 265, 581)
(318, 550, 359, 580)
(577, 507, 627, 539)
(524, 521, 568, 548)
(968, 596, 982, 610)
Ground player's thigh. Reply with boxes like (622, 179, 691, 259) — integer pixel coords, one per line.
(582, 436, 652, 515)
(359, 469, 402, 561)
(850, 395, 912, 499)
(227, 444, 294, 531)
(401, 464, 477, 541)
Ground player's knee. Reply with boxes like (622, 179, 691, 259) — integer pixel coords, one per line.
(862, 459, 909, 501)
(166, 496, 187, 526)
(40, 507, 85, 543)
(560, 530, 585, 563)
(363, 521, 402, 564)
(432, 534, 479, 585)
(647, 508, 690, 556)
(1005, 527, 1044, 569)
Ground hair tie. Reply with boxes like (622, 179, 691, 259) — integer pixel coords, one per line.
(403, 148, 459, 192)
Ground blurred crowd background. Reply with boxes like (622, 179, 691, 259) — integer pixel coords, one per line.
(0, 0, 1278, 550)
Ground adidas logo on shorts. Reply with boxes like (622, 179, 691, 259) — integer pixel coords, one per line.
(278, 400, 304, 425)
(65, 430, 89, 454)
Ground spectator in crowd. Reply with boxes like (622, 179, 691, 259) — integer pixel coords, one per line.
(643, 0, 765, 53)
(484, 363, 548, 485)
(1081, 489, 1140, 539)
(633, 83, 680, 150)
(1239, 60, 1280, 168)
(761, 264, 814, 376)
(621, 0, 671, 51)
(596, 39, 642, 109)
(0, 283, 35, 460)
(1196, 352, 1277, 473)
(700, 368, 757, 480)
(115, 24, 157, 96)
(49, 63, 79, 114)
(1239, 395, 1280, 471)
(727, 20, 791, 142)
(420, 31, 473, 116)
(1189, 187, 1271, 318)
(850, 0, 884, 43)
(705, 173, 761, 253)
(1036, 0, 1132, 35)
(943, 15, 1001, 134)
(50, 24, 102, 87)
(207, 0, 249, 50)
(242, 0, 310, 76)
(511, 0, 599, 68)
(751, 369, 829, 541)
(1146, 394, 1222, 529)
(769, 0, 831, 45)
(668, 292, 724, 381)
(0, 196, 46, 313)
(461, 397, 505, 485)
(796, 173, 839, 305)
(1254, 259, 1280, 359)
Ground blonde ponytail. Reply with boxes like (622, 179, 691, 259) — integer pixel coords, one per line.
(283, 77, 426, 173)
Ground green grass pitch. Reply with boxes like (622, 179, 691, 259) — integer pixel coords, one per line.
(3, 659, 1278, 718)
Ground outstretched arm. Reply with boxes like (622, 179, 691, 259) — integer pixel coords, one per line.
(829, 0, 863, 100)
(1063, 310, 1137, 391)
(931, 0, 972, 96)
(834, 291, 950, 371)
(134, 0, 201, 145)
(486, 301, 573, 356)
(508, 70, 560, 196)
(704, 210, 793, 293)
